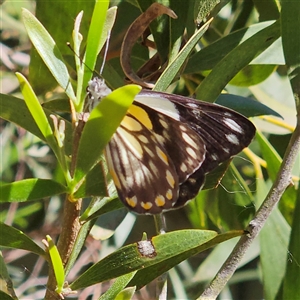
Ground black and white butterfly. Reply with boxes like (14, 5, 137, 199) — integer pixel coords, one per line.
(87, 78, 256, 214)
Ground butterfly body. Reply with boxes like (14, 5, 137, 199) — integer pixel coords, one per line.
(87, 78, 256, 214)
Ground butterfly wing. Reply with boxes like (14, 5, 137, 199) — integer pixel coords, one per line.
(136, 91, 256, 173)
(105, 101, 207, 214)
(135, 91, 256, 209)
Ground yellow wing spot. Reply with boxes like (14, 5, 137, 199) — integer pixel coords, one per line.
(166, 170, 175, 188)
(149, 160, 159, 176)
(166, 189, 173, 200)
(156, 146, 168, 164)
(122, 115, 143, 131)
(126, 196, 138, 208)
(127, 105, 153, 129)
(180, 162, 188, 173)
(144, 146, 155, 157)
(141, 201, 153, 210)
(137, 134, 149, 143)
(182, 132, 198, 149)
(118, 127, 143, 158)
(179, 125, 187, 132)
(159, 118, 168, 129)
(155, 195, 166, 207)
(187, 147, 197, 159)
(110, 169, 121, 189)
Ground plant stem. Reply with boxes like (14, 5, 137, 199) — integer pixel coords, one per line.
(200, 112, 300, 299)
(45, 198, 82, 300)
(45, 119, 86, 299)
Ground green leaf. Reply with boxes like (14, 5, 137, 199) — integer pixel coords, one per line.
(22, 8, 76, 101)
(255, 130, 282, 182)
(46, 235, 65, 294)
(281, 0, 300, 67)
(70, 230, 218, 290)
(0, 222, 45, 257)
(283, 187, 300, 299)
(216, 94, 282, 118)
(73, 84, 141, 185)
(193, 236, 260, 283)
(129, 231, 244, 289)
(259, 181, 290, 300)
(82, 1, 112, 88)
(253, 0, 280, 21)
(99, 272, 137, 300)
(228, 64, 276, 87)
(72, 163, 107, 199)
(195, 20, 281, 102)
(184, 21, 284, 74)
(0, 290, 15, 300)
(80, 196, 124, 223)
(15, 73, 56, 145)
(0, 179, 67, 202)
(29, 1, 94, 95)
(154, 19, 212, 92)
(194, 0, 223, 24)
(0, 93, 73, 156)
(0, 252, 16, 300)
(281, 0, 300, 94)
(115, 287, 136, 300)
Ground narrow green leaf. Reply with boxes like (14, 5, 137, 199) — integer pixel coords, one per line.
(0, 252, 16, 300)
(0, 290, 15, 300)
(15, 73, 54, 141)
(84, 0, 110, 75)
(0, 93, 44, 140)
(80, 196, 124, 223)
(114, 287, 136, 300)
(0, 179, 67, 202)
(194, 0, 223, 24)
(184, 21, 283, 73)
(0, 93, 73, 156)
(72, 163, 107, 199)
(154, 19, 212, 92)
(195, 20, 281, 102)
(281, 1, 300, 67)
(252, 0, 280, 21)
(69, 230, 219, 290)
(193, 236, 260, 283)
(130, 231, 244, 288)
(281, 0, 300, 95)
(99, 272, 137, 300)
(228, 64, 276, 87)
(255, 130, 282, 182)
(46, 235, 65, 294)
(283, 188, 300, 299)
(259, 181, 290, 300)
(0, 222, 45, 257)
(74, 84, 141, 184)
(216, 94, 282, 118)
(22, 8, 76, 101)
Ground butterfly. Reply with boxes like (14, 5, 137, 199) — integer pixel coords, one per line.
(87, 78, 256, 214)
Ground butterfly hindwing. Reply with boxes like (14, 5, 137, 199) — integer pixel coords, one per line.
(105, 107, 181, 214)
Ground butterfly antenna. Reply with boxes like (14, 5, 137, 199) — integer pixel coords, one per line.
(99, 30, 111, 76)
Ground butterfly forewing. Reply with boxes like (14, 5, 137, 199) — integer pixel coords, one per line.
(136, 91, 256, 174)
(132, 101, 207, 182)
(134, 91, 256, 211)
